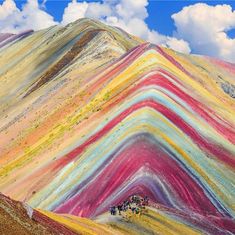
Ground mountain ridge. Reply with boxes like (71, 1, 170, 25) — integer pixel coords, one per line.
(0, 18, 234, 234)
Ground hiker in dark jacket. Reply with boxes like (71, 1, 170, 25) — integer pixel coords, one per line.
(110, 206, 116, 215)
(117, 204, 122, 215)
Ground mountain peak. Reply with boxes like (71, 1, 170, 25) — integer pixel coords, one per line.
(0, 18, 234, 235)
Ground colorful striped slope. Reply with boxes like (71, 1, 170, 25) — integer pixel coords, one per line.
(4, 193, 230, 235)
(0, 18, 234, 234)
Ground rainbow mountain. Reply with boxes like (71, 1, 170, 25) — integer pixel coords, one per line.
(0, 18, 234, 234)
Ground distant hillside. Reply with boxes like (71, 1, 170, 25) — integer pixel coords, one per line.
(0, 193, 78, 234)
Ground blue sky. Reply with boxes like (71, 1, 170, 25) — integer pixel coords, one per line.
(147, 1, 235, 37)
(0, 0, 235, 62)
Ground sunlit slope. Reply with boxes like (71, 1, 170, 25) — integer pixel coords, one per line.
(0, 20, 234, 235)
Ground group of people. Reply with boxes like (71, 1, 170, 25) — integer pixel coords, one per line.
(110, 195, 149, 217)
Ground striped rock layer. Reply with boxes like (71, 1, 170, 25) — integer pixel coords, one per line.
(3, 193, 229, 235)
(0, 18, 234, 234)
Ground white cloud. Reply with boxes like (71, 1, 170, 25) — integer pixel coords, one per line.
(61, 0, 191, 54)
(61, 0, 88, 25)
(0, 0, 18, 20)
(0, 0, 57, 33)
(165, 37, 191, 54)
(85, 2, 112, 19)
(172, 3, 235, 62)
(115, 0, 148, 21)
